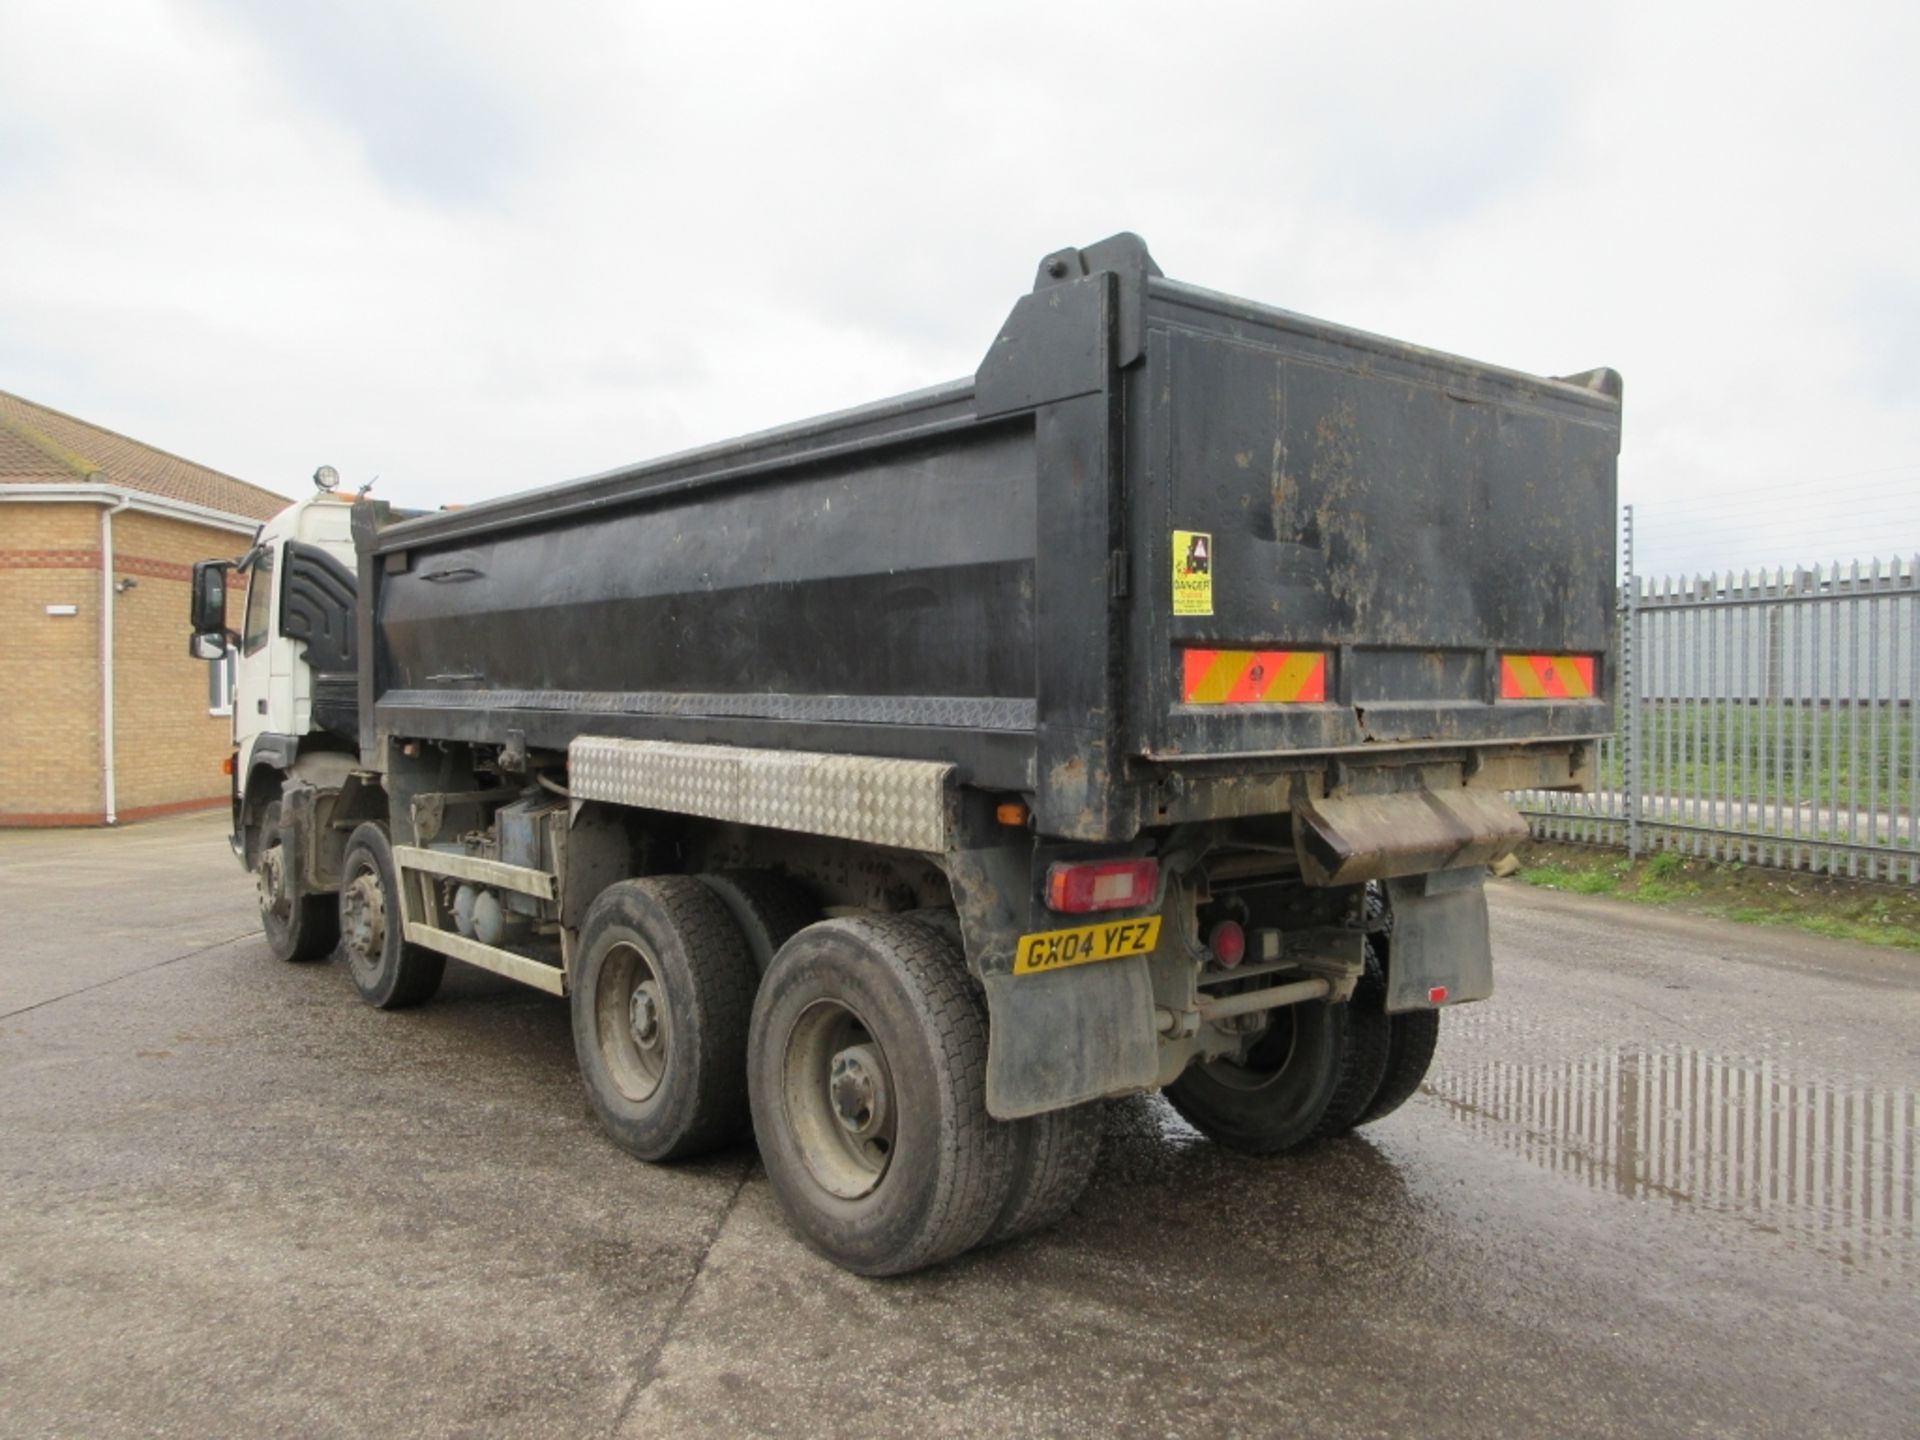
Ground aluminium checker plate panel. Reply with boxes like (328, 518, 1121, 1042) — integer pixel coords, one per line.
(569, 736, 957, 853)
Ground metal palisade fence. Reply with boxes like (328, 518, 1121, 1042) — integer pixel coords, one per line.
(1518, 512, 1918, 884)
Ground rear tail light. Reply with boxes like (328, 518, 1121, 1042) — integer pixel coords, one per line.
(1046, 858, 1159, 914)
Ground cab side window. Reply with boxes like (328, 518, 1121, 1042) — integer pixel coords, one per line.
(242, 546, 275, 656)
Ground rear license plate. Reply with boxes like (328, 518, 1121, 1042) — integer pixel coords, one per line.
(1013, 916, 1163, 976)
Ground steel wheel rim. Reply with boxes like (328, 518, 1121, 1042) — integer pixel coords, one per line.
(340, 862, 386, 983)
(1204, 1006, 1301, 1092)
(257, 841, 291, 927)
(596, 939, 669, 1103)
(782, 998, 896, 1200)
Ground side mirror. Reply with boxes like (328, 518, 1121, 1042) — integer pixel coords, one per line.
(188, 633, 228, 661)
(189, 559, 230, 635)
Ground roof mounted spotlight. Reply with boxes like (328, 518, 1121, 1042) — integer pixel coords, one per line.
(313, 464, 340, 492)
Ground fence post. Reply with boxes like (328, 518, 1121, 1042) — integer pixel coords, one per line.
(1621, 504, 1641, 859)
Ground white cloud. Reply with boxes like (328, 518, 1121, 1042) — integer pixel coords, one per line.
(1, 0, 1915, 579)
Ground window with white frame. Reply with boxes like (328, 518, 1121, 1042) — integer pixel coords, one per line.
(208, 644, 236, 716)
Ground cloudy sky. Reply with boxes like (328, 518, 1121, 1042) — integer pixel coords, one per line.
(3, 0, 1916, 579)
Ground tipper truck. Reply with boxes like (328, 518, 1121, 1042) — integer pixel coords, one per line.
(187, 234, 1620, 1275)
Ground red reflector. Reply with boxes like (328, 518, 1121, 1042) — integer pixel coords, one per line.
(1428, 985, 1449, 1005)
(1182, 649, 1327, 704)
(1208, 920, 1246, 968)
(1500, 654, 1596, 700)
(1046, 858, 1159, 914)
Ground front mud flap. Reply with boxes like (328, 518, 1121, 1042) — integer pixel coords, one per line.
(1382, 868, 1495, 1013)
(983, 956, 1160, 1120)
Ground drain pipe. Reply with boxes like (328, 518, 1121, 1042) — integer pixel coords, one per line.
(100, 494, 132, 825)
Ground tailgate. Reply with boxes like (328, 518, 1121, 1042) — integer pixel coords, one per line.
(1135, 278, 1620, 761)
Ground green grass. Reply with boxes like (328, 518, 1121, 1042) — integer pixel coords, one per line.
(1598, 701, 1914, 807)
(1517, 862, 1625, 896)
(1645, 850, 1685, 880)
(1513, 841, 1920, 952)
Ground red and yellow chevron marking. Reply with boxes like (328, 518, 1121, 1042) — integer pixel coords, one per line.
(1182, 649, 1327, 705)
(1500, 653, 1596, 700)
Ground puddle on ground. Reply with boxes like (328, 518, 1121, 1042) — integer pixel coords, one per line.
(1425, 1014, 1916, 1275)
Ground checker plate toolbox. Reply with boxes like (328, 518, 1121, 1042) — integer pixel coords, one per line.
(354, 233, 1619, 843)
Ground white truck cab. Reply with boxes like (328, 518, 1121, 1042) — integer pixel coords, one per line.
(229, 488, 358, 781)
(188, 472, 385, 957)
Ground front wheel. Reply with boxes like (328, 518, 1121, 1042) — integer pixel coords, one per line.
(338, 822, 444, 1009)
(749, 917, 1014, 1275)
(258, 800, 338, 963)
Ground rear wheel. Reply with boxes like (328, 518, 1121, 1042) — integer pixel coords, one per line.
(258, 800, 338, 963)
(897, 915, 1101, 1246)
(1353, 881, 1441, 1125)
(749, 917, 1014, 1275)
(1166, 993, 1381, 1155)
(698, 870, 818, 978)
(571, 877, 758, 1161)
(1313, 946, 1394, 1138)
(338, 822, 444, 1009)
(982, 1101, 1103, 1245)
(1357, 1011, 1441, 1125)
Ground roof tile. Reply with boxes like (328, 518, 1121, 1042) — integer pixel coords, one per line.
(0, 388, 289, 521)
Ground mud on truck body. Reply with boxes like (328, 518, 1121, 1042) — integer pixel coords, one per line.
(188, 234, 1620, 1275)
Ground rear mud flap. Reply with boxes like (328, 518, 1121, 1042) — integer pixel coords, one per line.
(1382, 868, 1495, 1013)
(1292, 785, 1528, 887)
(983, 957, 1159, 1120)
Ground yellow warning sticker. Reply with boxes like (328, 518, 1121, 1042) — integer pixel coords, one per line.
(1013, 915, 1163, 976)
(1172, 530, 1213, 616)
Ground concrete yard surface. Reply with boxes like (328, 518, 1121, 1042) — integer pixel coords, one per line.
(1, 813, 1915, 1438)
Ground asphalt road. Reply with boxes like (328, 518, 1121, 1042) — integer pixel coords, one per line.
(2, 813, 1915, 1439)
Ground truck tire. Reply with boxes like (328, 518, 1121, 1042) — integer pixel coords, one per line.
(901, 907, 964, 952)
(1357, 1011, 1441, 1125)
(258, 800, 338, 963)
(1165, 996, 1377, 1155)
(338, 822, 445, 1009)
(897, 914, 1101, 1246)
(748, 916, 1015, 1276)
(1353, 880, 1441, 1125)
(1313, 946, 1394, 1138)
(982, 1102, 1103, 1246)
(571, 877, 758, 1162)
(697, 870, 818, 978)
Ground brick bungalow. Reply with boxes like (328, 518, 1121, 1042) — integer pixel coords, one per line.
(0, 390, 288, 825)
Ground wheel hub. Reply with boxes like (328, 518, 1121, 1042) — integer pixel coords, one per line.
(783, 1000, 897, 1200)
(256, 845, 289, 917)
(342, 872, 385, 957)
(597, 941, 668, 1104)
(629, 981, 663, 1052)
(829, 1043, 888, 1137)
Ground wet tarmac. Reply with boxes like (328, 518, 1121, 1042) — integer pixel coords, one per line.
(2, 813, 1915, 1438)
